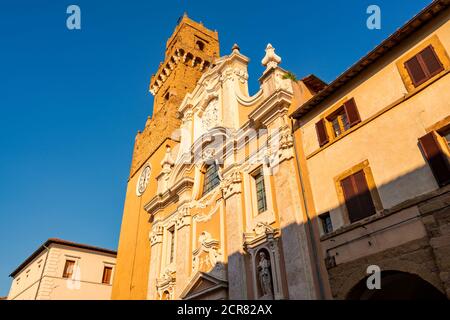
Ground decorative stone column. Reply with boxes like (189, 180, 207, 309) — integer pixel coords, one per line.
(272, 157, 317, 299)
(147, 222, 164, 299)
(175, 205, 192, 298)
(221, 170, 248, 299)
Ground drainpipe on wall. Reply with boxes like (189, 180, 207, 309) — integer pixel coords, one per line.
(290, 118, 327, 300)
(34, 244, 50, 300)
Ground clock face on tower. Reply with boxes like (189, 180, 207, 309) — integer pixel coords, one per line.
(136, 165, 151, 196)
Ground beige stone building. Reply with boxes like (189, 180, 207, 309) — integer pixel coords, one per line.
(7, 238, 116, 300)
(291, 0, 450, 299)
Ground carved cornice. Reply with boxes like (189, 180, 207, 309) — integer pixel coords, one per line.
(181, 109, 193, 124)
(248, 89, 292, 126)
(149, 223, 164, 246)
(220, 170, 242, 200)
(243, 222, 280, 250)
(175, 205, 191, 230)
(177, 49, 250, 116)
(144, 177, 194, 215)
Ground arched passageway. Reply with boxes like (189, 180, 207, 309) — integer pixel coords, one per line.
(346, 271, 446, 300)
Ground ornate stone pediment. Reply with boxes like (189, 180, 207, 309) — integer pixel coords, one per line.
(156, 267, 176, 288)
(192, 231, 226, 280)
(156, 266, 176, 300)
(243, 222, 280, 250)
(180, 272, 228, 300)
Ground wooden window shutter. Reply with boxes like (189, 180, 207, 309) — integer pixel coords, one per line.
(102, 266, 112, 284)
(343, 98, 361, 127)
(353, 170, 376, 218)
(341, 170, 376, 223)
(419, 132, 450, 187)
(341, 176, 361, 222)
(420, 45, 444, 77)
(404, 55, 427, 87)
(315, 119, 329, 147)
(62, 260, 75, 278)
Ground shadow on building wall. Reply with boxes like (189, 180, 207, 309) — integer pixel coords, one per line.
(186, 161, 450, 300)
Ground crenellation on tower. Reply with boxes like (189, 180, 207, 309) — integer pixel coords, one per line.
(150, 15, 219, 112)
(129, 15, 220, 177)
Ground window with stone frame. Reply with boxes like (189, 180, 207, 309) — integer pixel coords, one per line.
(440, 128, 450, 151)
(340, 170, 377, 223)
(328, 108, 350, 138)
(101, 266, 113, 284)
(319, 212, 333, 234)
(202, 163, 220, 196)
(167, 226, 176, 264)
(62, 260, 75, 279)
(419, 126, 450, 187)
(315, 98, 361, 146)
(404, 45, 444, 87)
(252, 167, 267, 214)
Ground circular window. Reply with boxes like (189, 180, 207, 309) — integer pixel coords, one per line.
(136, 165, 151, 196)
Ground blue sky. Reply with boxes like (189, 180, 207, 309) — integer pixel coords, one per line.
(0, 0, 432, 296)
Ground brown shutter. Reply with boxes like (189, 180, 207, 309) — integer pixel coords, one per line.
(420, 45, 444, 77)
(63, 260, 75, 278)
(315, 119, 329, 147)
(341, 171, 376, 223)
(353, 170, 376, 218)
(404, 55, 427, 87)
(341, 176, 360, 222)
(102, 267, 112, 284)
(343, 98, 361, 127)
(419, 132, 450, 187)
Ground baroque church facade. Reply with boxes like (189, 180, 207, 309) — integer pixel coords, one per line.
(112, 15, 327, 300)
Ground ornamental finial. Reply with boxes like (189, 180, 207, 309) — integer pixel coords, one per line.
(261, 43, 281, 70)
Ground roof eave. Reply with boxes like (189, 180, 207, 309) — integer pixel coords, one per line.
(290, 0, 449, 119)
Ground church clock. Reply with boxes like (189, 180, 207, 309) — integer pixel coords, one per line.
(136, 165, 151, 196)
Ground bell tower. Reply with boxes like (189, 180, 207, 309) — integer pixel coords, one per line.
(150, 14, 220, 114)
(130, 15, 220, 176)
(112, 16, 220, 300)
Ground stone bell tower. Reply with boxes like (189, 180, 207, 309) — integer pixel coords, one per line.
(130, 14, 220, 176)
(112, 15, 220, 300)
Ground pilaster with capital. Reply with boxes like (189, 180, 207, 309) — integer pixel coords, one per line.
(175, 205, 192, 298)
(147, 222, 164, 299)
(223, 171, 248, 299)
(272, 158, 317, 299)
(221, 170, 242, 200)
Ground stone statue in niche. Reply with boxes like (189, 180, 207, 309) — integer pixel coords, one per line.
(257, 251, 273, 298)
